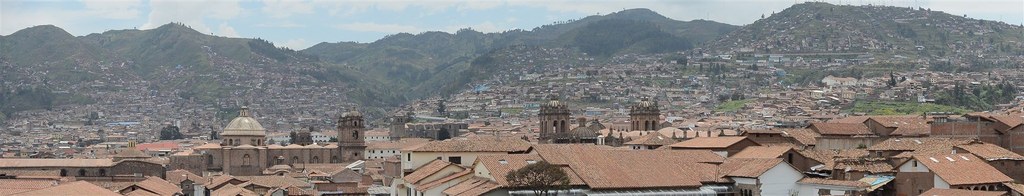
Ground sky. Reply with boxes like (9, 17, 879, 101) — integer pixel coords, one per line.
(2, 0, 1022, 50)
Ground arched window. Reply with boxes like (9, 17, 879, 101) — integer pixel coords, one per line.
(59, 169, 67, 177)
(78, 169, 87, 177)
(352, 130, 358, 139)
(99, 169, 107, 176)
(331, 156, 339, 163)
(292, 156, 301, 165)
(311, 156, 320, 163)
(242, 154, 251, 166)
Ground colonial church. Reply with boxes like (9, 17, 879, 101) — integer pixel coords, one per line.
(537, 96, 665, 144)
(169, 106, 367, 176)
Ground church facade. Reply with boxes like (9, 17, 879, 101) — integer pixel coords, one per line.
(169, 107, 367, 176)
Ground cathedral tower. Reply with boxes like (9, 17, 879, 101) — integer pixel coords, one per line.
(630, 97, 661, 131)
(337, 108, 367, 162)
(538, 96, 571, 143)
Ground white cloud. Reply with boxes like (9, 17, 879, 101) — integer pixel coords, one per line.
(446, 21, 503, 33)
(261, 0, 315, 18)
(141, 0, 244, 34)
(255, 21, 306, 28)
(279, 39, 310, 50)
(218, 23, 240, 37)
(81, 0, 144, 19)
(335, 22, 422, 33)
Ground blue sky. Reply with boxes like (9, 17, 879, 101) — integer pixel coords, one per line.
(2, 0, 1022, 50)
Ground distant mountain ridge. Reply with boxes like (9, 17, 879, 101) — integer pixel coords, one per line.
(302, 8, 739, 99)
(4, 3, 1021, 115)
(708, 2, 1024, 56)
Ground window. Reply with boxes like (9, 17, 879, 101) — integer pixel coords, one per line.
(59, 169, 67, 176)
(787, 153, 794, 164)
(99, 169, 107, 176)
(311, 156, 320, 163)
(78, 169, 87, 177)
(331, 156, 339, 163)
(407, 154, 411, 161)
(448, 156, 462, 164)
(242, 154, 251, 166)
(292, 156, 301, 165)
(913, 160, 918, 167)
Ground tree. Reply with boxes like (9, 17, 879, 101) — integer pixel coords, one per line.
(289, 131, 298, 144)
(505, 161, 570, 196)
(159, 125, 184, 140)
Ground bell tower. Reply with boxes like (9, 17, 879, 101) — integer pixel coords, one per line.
(337, 107, 367, 162)
(630, 96, 661, 131)
(538, 96, 571, 143)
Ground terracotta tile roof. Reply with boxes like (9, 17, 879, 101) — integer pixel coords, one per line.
(194, 143, 222, 149)
(236, 176, 312, 189)
(90, 181, 138, 191)
(914, 153, 1013, 185)
(1004, 182, 1024, 194)
(798, 149, 869, 170)
(415, 169, 472, 192)
(797, 177, 869, 188)
(403, 159, 462, 184)
(834, 159, 893, 173)
(366, 138, 431, 150)
(719, 158, 785, 178)
(124, 189, 161, 196)
(0, 179, 58, 195)
(0, 169, 61, 177)
(123, 176, 183, 196)
(134, 141, 180, 151)
(919, 188, 1006, 196)
(533, 145, 715, 189)
(0, 158, 114, 167)
(443, 177, 499, 196)
(211, 183, 259, 196)
(781, 128, 819, 146)
(623, 132, 678, 146)
(809, 122, 874, 136)
(957, 141, 1024, 161)
(830, 116, 870, 124)
(11, 181, 120, 196)
(868, 116, 930, 136)
(207, 175, 242, 189)
(668, 136, 751, 149)
(731, 146, 793, 159)
(969, 113, 1024, 132)
(868, 138, 971, 152)
(412, 137, 531, 152)
(474, 154, 585, 187)
(166, 169, 207, 185)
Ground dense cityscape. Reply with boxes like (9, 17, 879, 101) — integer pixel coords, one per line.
(1, 1, 1024, 196)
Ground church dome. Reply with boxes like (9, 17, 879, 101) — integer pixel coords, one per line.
(568, 126, 599, 139)
(630, 96, 660, 114)
(341, 107, 362, 118)
(222, 106, 266, 136)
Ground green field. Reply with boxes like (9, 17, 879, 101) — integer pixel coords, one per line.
(715, 99, 753, 113)
(847, 101, 970, 115)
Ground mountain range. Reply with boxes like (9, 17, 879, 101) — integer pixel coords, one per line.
(2, 2, 1022, 117)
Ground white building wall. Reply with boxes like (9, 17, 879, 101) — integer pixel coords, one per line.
(898, 159, 930, 172)
(758, 163, 802, 196)
(403, 151, 506, 171)
(934, 174, 950, 189)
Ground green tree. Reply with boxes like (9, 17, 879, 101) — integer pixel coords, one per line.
(505, 161, 570, 196)
(159, 125, 184, 140)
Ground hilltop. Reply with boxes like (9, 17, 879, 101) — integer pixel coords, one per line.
(709, 2, 1024, 56)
